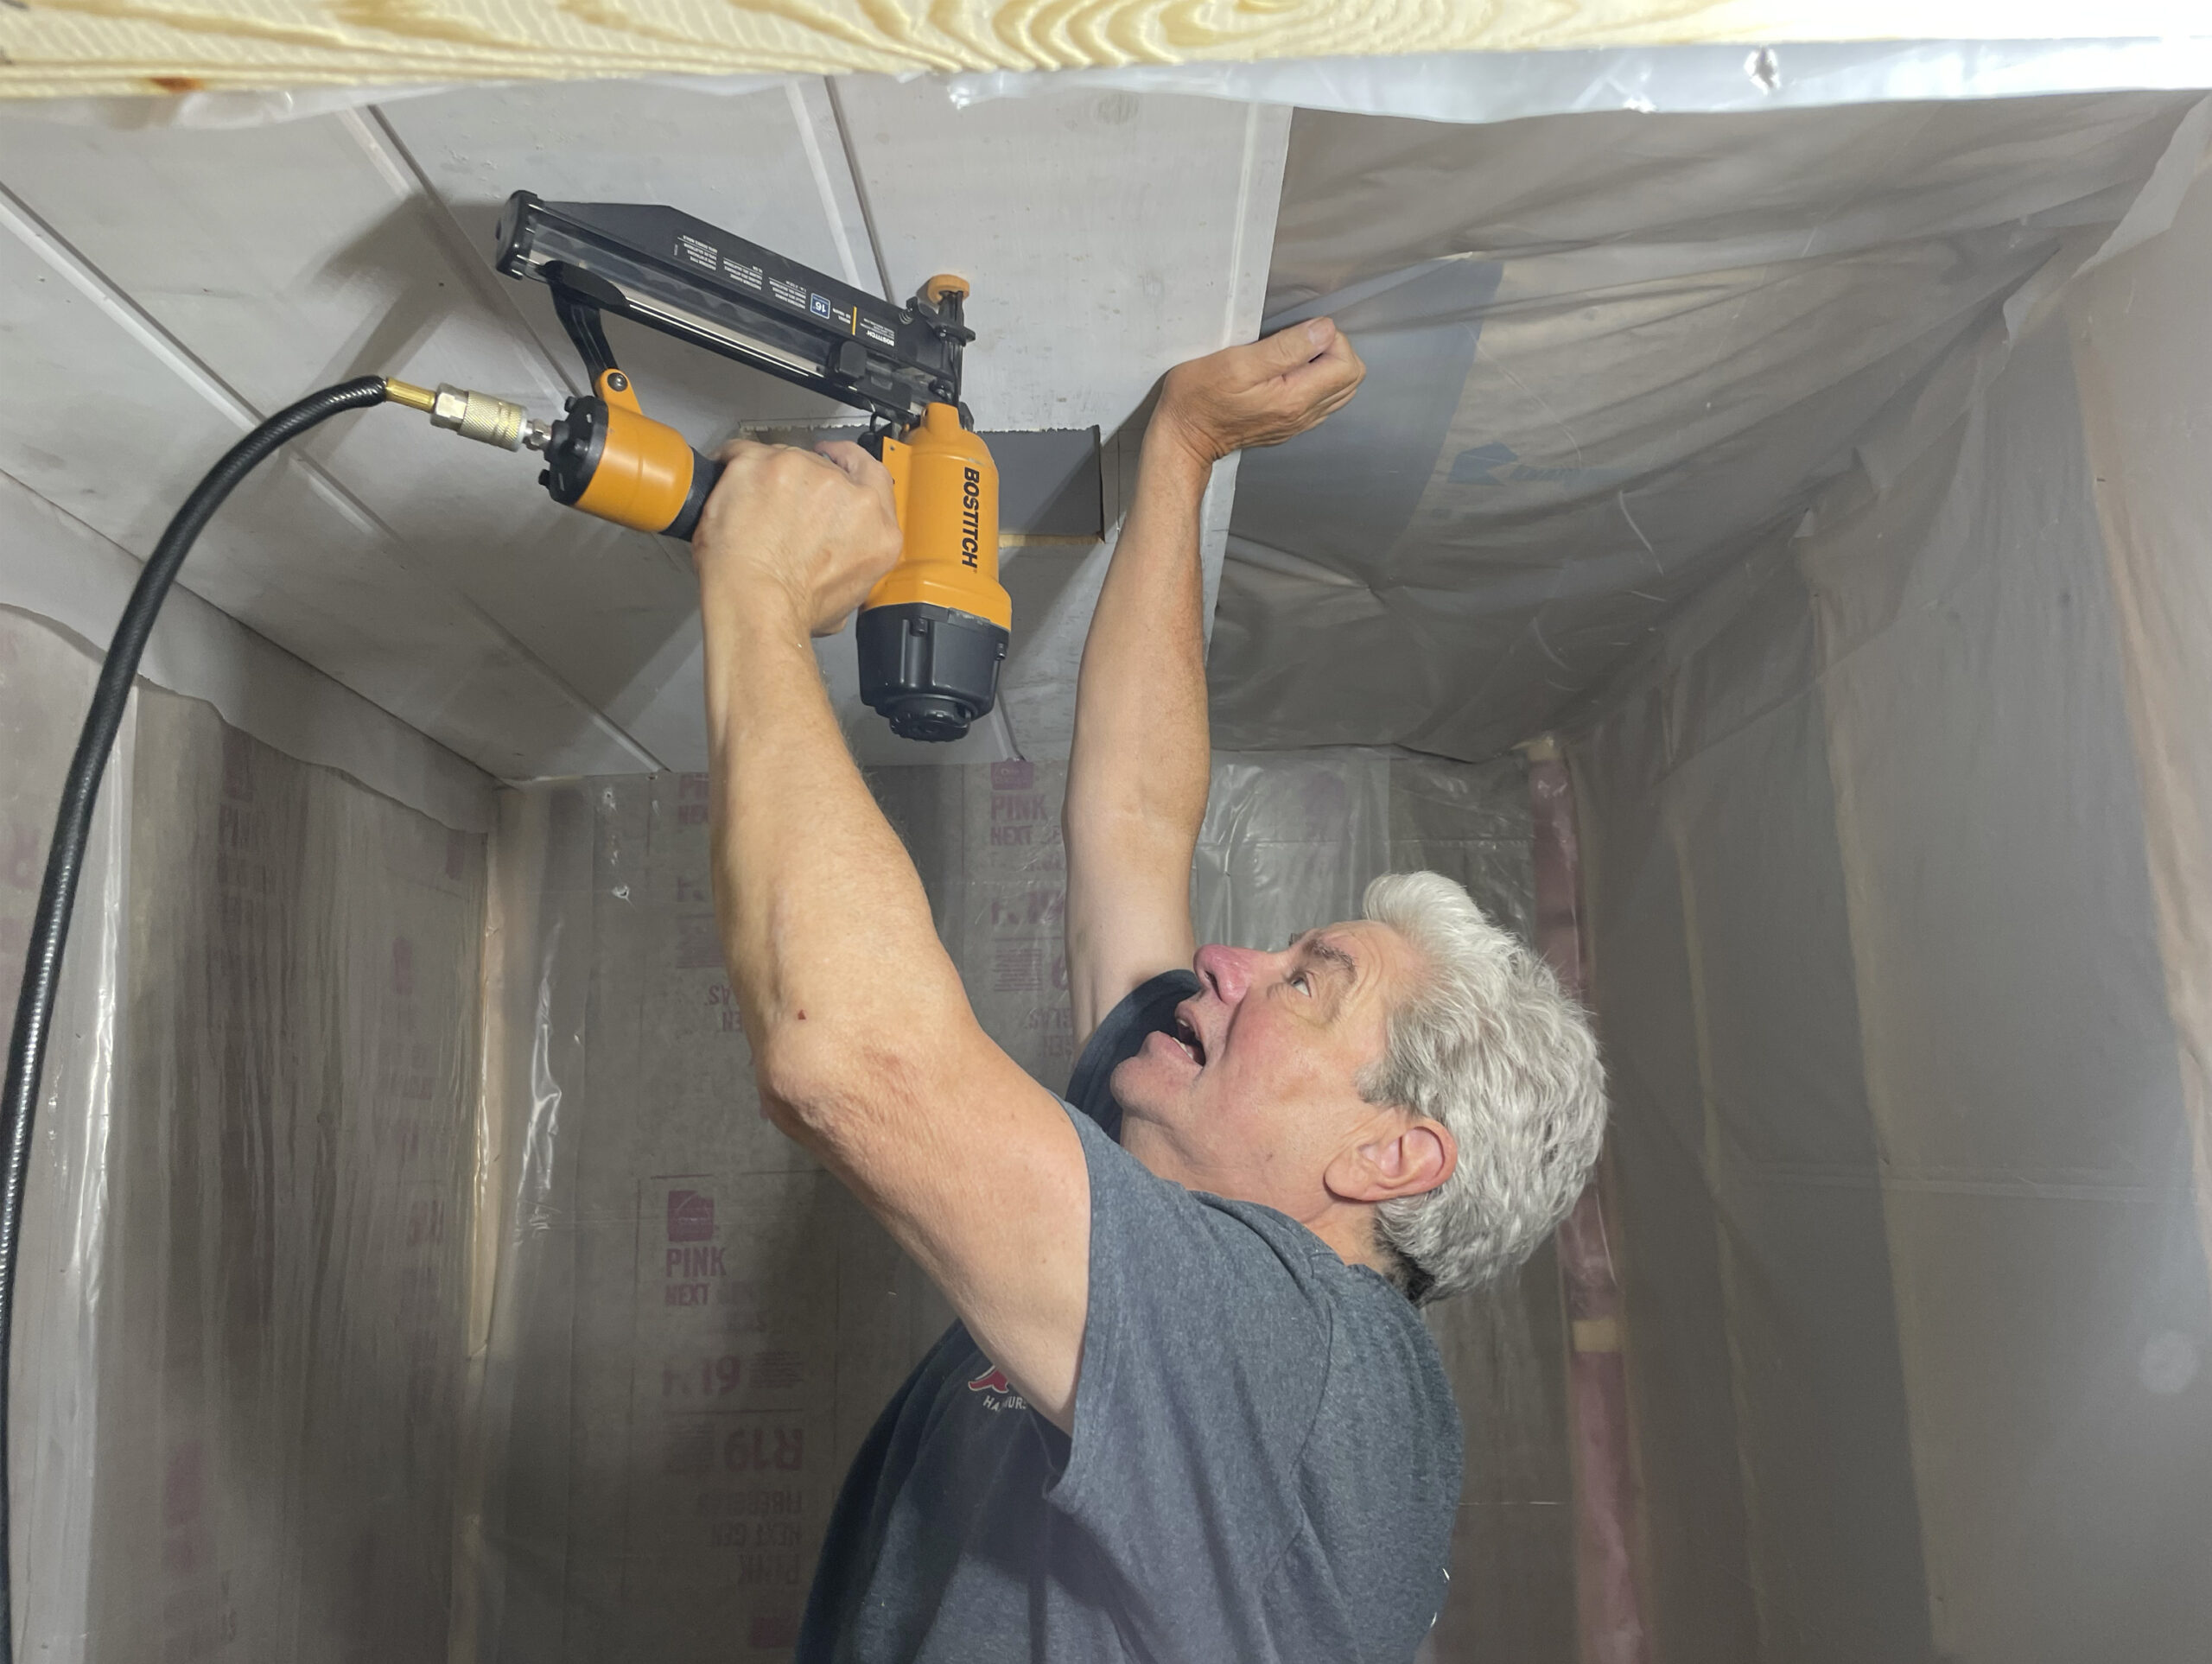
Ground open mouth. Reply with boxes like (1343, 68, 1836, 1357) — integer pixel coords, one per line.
(1170, 1006, 1207, 1067)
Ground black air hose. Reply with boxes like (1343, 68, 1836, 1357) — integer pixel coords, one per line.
(0, 376, 391, 1662)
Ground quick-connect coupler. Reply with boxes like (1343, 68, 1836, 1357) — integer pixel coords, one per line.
(385, 378, 551, 453)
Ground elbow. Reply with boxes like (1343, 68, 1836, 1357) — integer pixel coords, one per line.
(753, 1007, 976, 1150)
(755, 1079, 813, 1146)
(753, 1019, 915, 1146)
(753, 1022, 850, 1140)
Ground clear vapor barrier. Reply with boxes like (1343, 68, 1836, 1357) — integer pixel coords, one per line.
(1570, 137, 2212, 1664)
(3, 608, 486, 1661)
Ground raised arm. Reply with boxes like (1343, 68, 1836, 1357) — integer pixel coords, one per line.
(1063, 320, 1365, 1041)
(697, 440, 1091, 1429)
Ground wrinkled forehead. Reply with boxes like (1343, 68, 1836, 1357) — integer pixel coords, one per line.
(1298, 918, 1427, 1001)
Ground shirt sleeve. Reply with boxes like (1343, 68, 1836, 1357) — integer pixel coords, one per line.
(1046, 1109, 1335, 1656)
(1065, 969, 1202, 1143)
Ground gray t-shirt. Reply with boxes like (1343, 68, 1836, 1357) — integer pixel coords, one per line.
(795, 970, 1462, 1662)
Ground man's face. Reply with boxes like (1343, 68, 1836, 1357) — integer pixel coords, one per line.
(1109, 921, 1427, 1224)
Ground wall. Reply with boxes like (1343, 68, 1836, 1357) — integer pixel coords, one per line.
(1577, 550, 1927, 1664)
(2066, 126, 2212, 1394)
(1574, 176, 2212, 1662)
(4, 607, 487, 1661)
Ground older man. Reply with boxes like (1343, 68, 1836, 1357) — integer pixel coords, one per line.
(697, 320, 1605, 1663)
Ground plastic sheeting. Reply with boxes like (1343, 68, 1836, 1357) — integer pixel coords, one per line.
(949, 37, 2212, 123)
(1209, 91, 2211, 761)
(22, 38, 2212, 132)
(1570, 161, 2212, 1664)
(3, 607, 487, 1660)
(461, 751, 1559, 1661)
(3, 607, 127, 1662)
(0, 474, 496, 835)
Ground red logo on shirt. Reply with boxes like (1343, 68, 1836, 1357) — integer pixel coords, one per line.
(967, 1363, 1027, 1412)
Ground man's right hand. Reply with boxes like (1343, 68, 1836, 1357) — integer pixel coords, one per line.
(692, 439, 903, 638)
(1149, 318, 1366, 473)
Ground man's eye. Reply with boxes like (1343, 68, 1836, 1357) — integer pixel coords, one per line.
(1291, 973, 1312, 995)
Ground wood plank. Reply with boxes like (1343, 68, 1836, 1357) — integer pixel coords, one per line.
(3, 2, 2209, 100)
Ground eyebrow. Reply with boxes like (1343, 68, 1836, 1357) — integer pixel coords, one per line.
(1289, 930, 1358, 981)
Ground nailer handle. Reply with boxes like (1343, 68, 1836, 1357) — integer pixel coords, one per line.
(663, 450, 723, 543)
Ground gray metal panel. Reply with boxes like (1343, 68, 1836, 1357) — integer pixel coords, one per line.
(986, 428, 1103, 537)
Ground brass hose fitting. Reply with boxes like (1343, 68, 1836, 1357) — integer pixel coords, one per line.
(385, 378, 550, 452)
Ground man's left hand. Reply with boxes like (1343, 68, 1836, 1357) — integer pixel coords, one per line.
(692, 439, 903, 636)
(1148, 318, 1365, 473)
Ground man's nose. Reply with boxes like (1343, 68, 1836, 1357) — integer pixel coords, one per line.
(1194, 943, 1262, 1006)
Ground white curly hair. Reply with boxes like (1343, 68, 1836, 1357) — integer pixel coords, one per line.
(1358, 871, 1606, 1304)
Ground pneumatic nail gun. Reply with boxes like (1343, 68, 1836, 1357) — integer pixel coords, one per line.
(390, 191, 1010, 742)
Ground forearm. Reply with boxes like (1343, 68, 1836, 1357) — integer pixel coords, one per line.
(1065, 425, 1216, 841)
(1059, 321, 1363, 1032)
(1062, 424, 1216, 1028)
(703, 582, 969, 1118)
(687, 441, 1092, 1431)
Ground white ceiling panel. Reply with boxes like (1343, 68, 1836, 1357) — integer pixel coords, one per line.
(368, 76, 896, 767)
(0, 107, 583, 571)
(376, 78, 878, 445)
(0, 111, 664, 773)
(0, 77, 1281, 778)
(835, 79, 1281, 439)
(0, 197, 255, 554)
(0, 183, 637, 778)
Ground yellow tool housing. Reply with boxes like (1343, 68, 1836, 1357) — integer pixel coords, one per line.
(855, 401, 1013, 741)
(541, 370, 719, 538)
(869, 403, 1012, 632)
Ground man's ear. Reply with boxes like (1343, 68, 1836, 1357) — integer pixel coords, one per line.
(1325, 1114, 1456, 1205)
